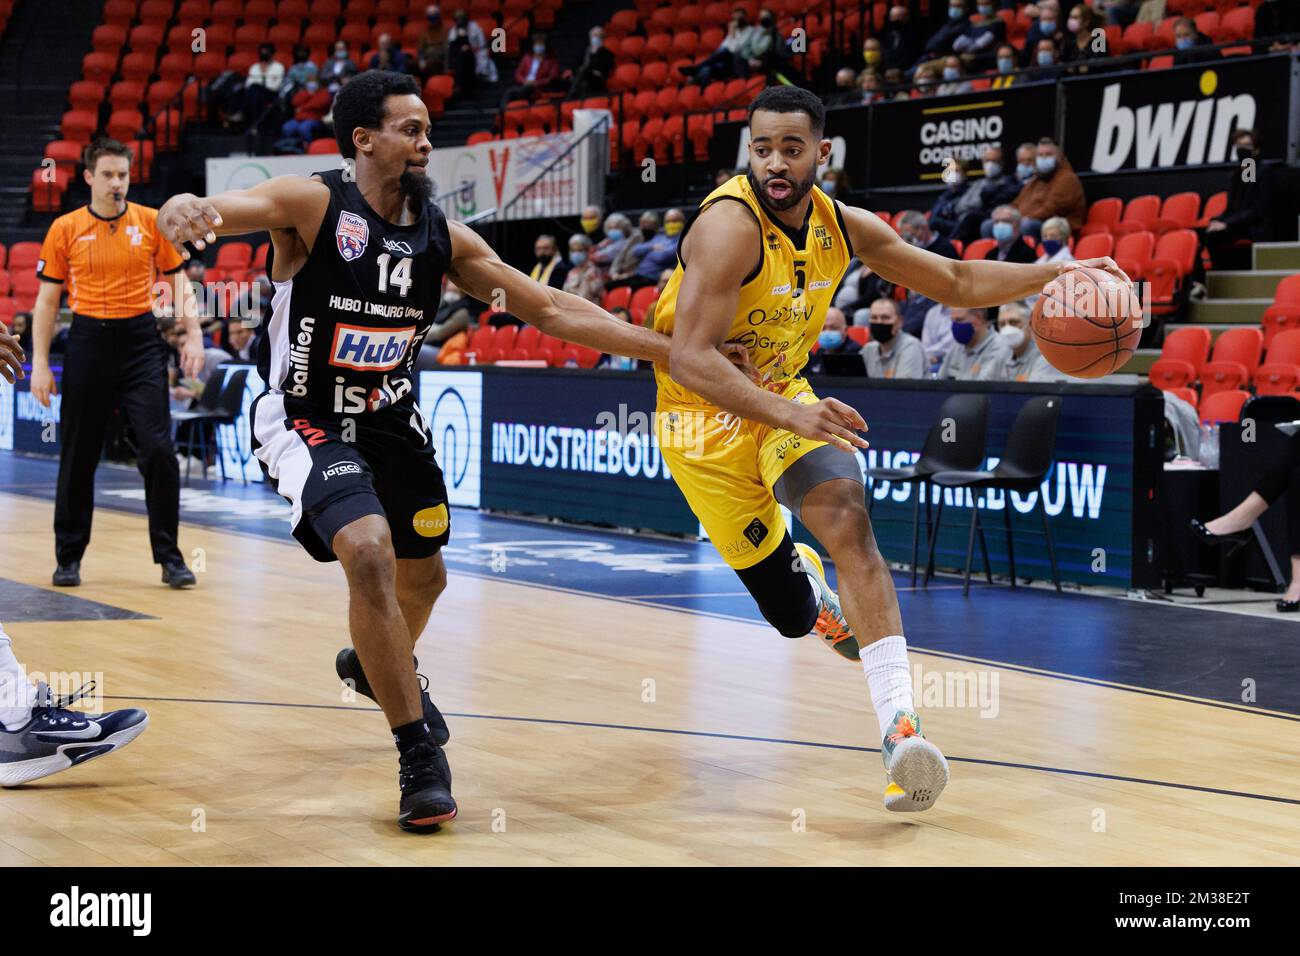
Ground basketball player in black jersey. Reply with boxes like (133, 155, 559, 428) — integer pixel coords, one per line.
(158, 71, 752, 832)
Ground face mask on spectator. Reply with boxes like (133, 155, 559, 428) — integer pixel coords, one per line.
(1067, 17, 1081, 32)
(534, 44, 546, 56)
(570, 251, 587, 265)
(992, 221, 1015, 242)
(1175, 36, 1193, 50)
(760, 15, 773, 27)
(1040, 238, 1063, 256)
(948, 6, 964, 19)
(1036, 155, 1057, 173)
(998, 56, 1015, 74)
(943, 67, 960, 81)
(864, 49, 882, 66)
(429, 13, 441, 24)
(870, 323, 895, 343)
(591, 35, 602, 49)
(999, 325, 1025, 349)
(306, 81, 319, 92)
(664, 221, 683, 236)
(820, 179, 836, 195)
(581, 216, 600, 233)
(1016, 162, 1035, 180)
(335, 49, 348, 59)
(951, 320, 976, 344)
(1037, 50, 1055, 66)
(1040, 18, 1056, 32)
(1234, 144, 1254, 161)
(978, 4, 993, 16)
(606, 228, 624, 241)
(819, 330, 844, 349)
(984, 161, 1001, 178)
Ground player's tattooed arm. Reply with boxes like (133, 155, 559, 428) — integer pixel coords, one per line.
(158, 175, 331, 259)
(445, 220, 672, 362)
(837, 203, 1131, 307)
(670, 202, 868, 451)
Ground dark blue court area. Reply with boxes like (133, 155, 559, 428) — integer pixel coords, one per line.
(2, 449, 1296, 718)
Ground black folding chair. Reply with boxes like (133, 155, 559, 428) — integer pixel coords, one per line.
(171, 367, 250, 485)
(863, 393, 989, 586)
(927, 395, 1064, 596)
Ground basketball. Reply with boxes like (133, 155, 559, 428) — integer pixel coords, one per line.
(1031, 267, 1143, 379)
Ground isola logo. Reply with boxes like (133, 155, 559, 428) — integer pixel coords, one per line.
(412, 503, 449, 537)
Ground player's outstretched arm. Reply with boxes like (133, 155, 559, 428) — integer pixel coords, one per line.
(669, 203, 868, 451)
(158, 175, 330, 259)
(838, 203, 1131, 307)
(446, 220, 670, 362)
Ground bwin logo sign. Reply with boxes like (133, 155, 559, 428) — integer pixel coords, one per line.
(419, 371, 482, 508)
(1090, 73, 1256, 173)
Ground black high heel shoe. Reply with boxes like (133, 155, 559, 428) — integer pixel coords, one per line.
(1278, 598, 1300, 613)
(1189, 518, 1251, 547)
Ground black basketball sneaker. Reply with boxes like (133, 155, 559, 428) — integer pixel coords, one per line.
(335, 647, 450, 746)
(398, 739, 457, 832)
(0, 682, 148, 787)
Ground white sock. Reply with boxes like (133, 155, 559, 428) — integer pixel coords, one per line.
(860, 635, 914, 738)
(0, 623, 36, 730)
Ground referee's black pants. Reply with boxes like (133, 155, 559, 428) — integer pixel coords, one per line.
(54, 312, 182, 566)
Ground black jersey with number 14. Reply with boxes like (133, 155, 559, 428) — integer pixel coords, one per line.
(259, 167, 453, 417)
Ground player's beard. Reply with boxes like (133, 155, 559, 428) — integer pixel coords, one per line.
(399, 168, 433, 212)
(747, 166, 815, 214)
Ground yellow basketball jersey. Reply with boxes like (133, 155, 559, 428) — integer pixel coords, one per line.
(653, 175, 854, 406)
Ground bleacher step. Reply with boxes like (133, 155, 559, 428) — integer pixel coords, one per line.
(1207, 269, 1293, 299)
(1188, 298, 1271, 325)
(1253, 242, 1300, 271)
(1127, 350, 1158, 375)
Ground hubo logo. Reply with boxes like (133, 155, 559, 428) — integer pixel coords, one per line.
(382, 238, 413, 255)
(50, 886, 151, 936)
(1090, 69, 1256, 173)
(418, 371, 482, 507)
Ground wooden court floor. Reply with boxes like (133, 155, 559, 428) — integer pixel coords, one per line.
(2, 490, 1298, 866)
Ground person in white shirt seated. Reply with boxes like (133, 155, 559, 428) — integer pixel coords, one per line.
(938, 306, 1012, 381)
(993, 299, 1053, 382)
(921, 300, 953, 371)
(1035, 215, 1074, 265)
(862, 297, 926, 379)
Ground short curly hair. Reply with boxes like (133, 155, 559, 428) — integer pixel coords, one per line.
(332, 69, 424, 159)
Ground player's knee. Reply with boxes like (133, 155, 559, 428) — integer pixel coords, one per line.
(758, 595, 818, 638)
(337, 532, 396, 591)
(736, 536, 819, 638)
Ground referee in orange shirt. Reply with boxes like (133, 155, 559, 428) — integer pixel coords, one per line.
(30, 138, 204, 588)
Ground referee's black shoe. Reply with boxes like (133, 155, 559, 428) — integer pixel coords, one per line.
(397, 739, 457, 832)
(335, 647, 450, 746)
(52, 562, 81, 587)
(161, 560, 196, 588)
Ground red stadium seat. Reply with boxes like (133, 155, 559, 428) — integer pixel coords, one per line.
(60, 110, 98, 145)
(1114, 195, 1160, 237)
(109, 81, 145, 111)
(1079, 197, 1122, 238)
(1196, 191, 1228, 228)
(82, 51, 118, 85)
(44, 140, 83, 176)
(103, 0, 136, 26)
(1151, 192, 1200, 235)
(1114, 230, 1156, 279)
(128, 24, 165, 54)
(69, 80, 107, 112)
(466, 130, 494, 146)
(1200, 327, 1263, 397)
(629, 286, 660, 325)
(30, 167, 70, 213)
(1146, 229, 1199, 314)
(1198, 389, 1250, 424)
(609, 63, 640, 93)
(92, 25, 128, 55)
(1254, 329, 1300, 396)
(307, 138, 340, 154)
(1148, 326, 1211, 390)
(159, 52, 194, 83)
(1220, 6, 1255, 42)
(7, 242, 42, 274)
(120, 52, 157, 84)
(215, 242, 253, 271)
(1073, 233, 1114, 260)
(1167, 386, 1199, 411)
(962, 238, 996, 261)
(516, 325, 541, 353)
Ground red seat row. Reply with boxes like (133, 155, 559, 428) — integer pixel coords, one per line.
(464, 324, 602, 368)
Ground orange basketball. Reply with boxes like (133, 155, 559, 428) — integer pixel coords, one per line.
(1030, 267, 1143, 379)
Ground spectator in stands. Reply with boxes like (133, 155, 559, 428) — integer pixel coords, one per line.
(447, 9, 496, 95)
(1012, 141, 1037, 186)
(805, 308, 857, 374)
(1002, 137, 1085, 238)
(990, 43, 1020, 87)
(369, 34, 411, 74)
(428, 279, 475, 346)
(752, 9, 784, 78)
(562, 235, 604, 305)
(1063, 4, 1108, 69)
(827, 68, 861, 106)
(591, 212, 632, 280)
(578, 205, 604, 244)
(920, 300, 953, 368)
(993, 300, 1051, 382)
(224, 321, 255, 362)
(1136, 1, 1168, 27)
(954, 146, 1021, 241)
(881, 5, 924, 70)
(285, 46, 319, 91)
(951, 3, 1007, 72)
(936, 56, 972, 96)
(280, 79, 332, 149)
(1194, 430, 1300, 612)
(570, 27, 615, 97)
(500, 35, 560, 109)
(1172, 17, 1215, 65)
(858, 70, 885, 104)
(862, 298, 926, 379)
(10, 312, 32, 357)
(835, 257, 894, 326)
(416, 6, 448, 79)
(1202, 128, 1275, 270)
(624, 209, 685, 290)
(938, 307, 1011, 380)
(604, 214, 647, 289)
(681, 7, 766, 84)
(232, 44, 285, 124)
(1023, 0, 1070, 63)
(912, 65, 939, 97)
(1029, 39, 1064, 80)
(529, 234, 569, 290)
(883, 67, 910, 100)
(1035, 216, 1074, 265)
(1101, 0, 1139, 29)
(919, 0, 972, 66)
(895, 209, 960, 260)
(1256, 0, 1300, 52)
(985, 205, 1038, 263)
(929, 161, 971, 239)
(324, 41, 359, 94)
(819, 167, 850, 198)
(862, 36, 884, 74)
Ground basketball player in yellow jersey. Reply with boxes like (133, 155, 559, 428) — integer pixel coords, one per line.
(654, 86, 1129, 813)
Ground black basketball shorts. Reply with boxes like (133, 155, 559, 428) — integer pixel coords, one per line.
(250, 392, 451, 562)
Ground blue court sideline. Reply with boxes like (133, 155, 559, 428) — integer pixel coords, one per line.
(2, 450, 1296, 718)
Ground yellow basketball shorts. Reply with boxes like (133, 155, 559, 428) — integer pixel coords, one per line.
(658, 378, 847, 570)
